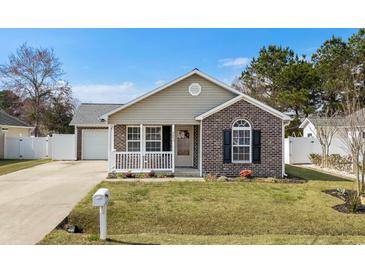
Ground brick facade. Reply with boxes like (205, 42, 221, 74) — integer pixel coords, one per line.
(201, 99, 283, 178)
(193, 125, 199, 168)
(76, 127, 108, 160)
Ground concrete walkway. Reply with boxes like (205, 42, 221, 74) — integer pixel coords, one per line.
(0, 161, 107, 244)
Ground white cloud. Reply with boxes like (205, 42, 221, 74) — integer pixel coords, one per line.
(72, 82, 144, 103)
(219, 57, 250, 68)
(154, 80, 165, 86)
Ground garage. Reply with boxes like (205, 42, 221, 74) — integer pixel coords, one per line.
(82, 129, 108, 159)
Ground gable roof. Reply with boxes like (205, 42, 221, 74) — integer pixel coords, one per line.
(70, 103, 123, 126)
(0, 108, 32, 128)
(195, 95, 291, 121)
(99, 68, 291, 122)
(299, 116, 346, 129)
(100, 69, 242, 120)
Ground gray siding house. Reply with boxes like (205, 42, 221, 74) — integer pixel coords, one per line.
(71, 69, 291, 177)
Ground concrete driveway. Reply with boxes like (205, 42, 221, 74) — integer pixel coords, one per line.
(0, 161, 107, 244)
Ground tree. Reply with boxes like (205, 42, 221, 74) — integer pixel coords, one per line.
(234, 45, 296, 106)
(0, 43, 72, 136)
(44, 84, 75, 134)
(310, 114, 338, 169)
(275, 60, 321, 118)
(0, 90, 24, 118)
(337, 98, 365, 195)
(312, 36, 353, 114)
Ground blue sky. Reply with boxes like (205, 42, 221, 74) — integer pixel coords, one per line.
(0, 28, 359, 103)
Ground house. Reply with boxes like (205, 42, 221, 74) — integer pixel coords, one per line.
(71, 69, 291, 177)
(0, 108, 33, 159)
(299, 116, 346, 138)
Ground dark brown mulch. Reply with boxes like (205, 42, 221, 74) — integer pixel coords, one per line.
(322, 189, 365, 214)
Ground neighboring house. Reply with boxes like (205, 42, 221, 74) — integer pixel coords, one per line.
(298, 115, 349, 156)
(71, 69, 291, 177)
(0, 108, 33, 159)
(299, 116, 346, 138)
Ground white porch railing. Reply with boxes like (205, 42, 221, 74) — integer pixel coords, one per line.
(113, 151, 173, 172)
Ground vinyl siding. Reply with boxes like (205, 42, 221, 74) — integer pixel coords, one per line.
(109, 74, 238, 125)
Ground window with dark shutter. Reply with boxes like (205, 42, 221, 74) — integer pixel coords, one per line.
(223, 129, 231, 163)
(252, 129, 261, 164)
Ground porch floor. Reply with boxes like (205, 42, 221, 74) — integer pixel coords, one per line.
(175, 167, 200, 177)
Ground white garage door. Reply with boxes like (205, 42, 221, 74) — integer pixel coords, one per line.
(82, 129, 108, 160)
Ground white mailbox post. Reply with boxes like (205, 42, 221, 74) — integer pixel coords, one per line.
(92, 188, 110, 240)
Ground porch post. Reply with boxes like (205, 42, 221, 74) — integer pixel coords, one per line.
(172, 124, 175, 173)
(107, 124, 113, 172)
(199, 121, 203, 177)
(140, 124, 143, 171)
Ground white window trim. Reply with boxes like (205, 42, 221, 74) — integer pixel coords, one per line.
(126, 126, 141, 152)
(231, 119, 252, 163)
(144, 126, 162, 152)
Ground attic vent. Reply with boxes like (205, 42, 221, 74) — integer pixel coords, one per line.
(189, 83, 202, 96)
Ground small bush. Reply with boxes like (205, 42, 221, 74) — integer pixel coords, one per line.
(125, 170, 135, 178)
(148, 170, 156, 178)
(309, 153, 322, 166)
(309, 153, 352, 172)
(205, 173, 218, 182)
(240, 169, 253, 178)
(347, 192, 361, 213)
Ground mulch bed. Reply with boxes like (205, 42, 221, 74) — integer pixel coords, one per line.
(322, 189, 365, 214)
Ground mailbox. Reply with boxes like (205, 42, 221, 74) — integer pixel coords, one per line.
(92, 188, 110, 207)
(92, 188, 110, 240)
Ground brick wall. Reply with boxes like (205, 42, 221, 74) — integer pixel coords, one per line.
(114, 124, 126, 151)
(193, 125, 199, 168)
(201, 99, 283, 178)
(76, 127, 108, 160)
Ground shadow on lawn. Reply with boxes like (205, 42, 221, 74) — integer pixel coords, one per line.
(285, 164, 352, 182)
(106, 238, 159, 245)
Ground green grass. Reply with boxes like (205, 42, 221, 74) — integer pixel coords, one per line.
(40, 169, 365, 244)
(0, 159, 51, 176)
(285, 164, 351, 181)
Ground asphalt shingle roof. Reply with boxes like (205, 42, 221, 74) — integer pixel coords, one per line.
(0, 108, 31, 127)
(70, 103, 123, 126)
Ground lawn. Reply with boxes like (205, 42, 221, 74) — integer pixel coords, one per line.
(40, 166, 365, 245)
(0, 159, 51, 176)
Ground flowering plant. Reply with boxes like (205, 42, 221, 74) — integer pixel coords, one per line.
(240, 169, 253, 178)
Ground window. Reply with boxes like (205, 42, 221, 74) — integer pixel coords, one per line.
(307, 133, 313, 137)
(232, 119, 251, 162)
(127, 126, 140, 152)
(145, 126, 162, 152)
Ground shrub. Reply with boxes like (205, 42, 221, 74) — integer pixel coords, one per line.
(125, 170, 135, 178)
(148, 170, 156, 178)
(205, 173, 218, 182)
(309, 153, 352, 172)
(309, 153, 321, 166)
(347, 192, 361, 213)
(240, 169, 253, 178)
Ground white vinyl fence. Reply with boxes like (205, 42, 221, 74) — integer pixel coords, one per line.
(4, 134, 76, 160)
(285, 136, 349, 164)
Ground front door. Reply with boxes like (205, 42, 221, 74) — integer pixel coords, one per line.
(175, 125, 194, 167)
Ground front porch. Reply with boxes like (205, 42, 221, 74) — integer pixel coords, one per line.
(108, 124, 201, 176)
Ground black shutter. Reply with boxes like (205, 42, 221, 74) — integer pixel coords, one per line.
(223, 129, 231, 163)
(162, 126, 171, 151)
(252, 129, 261, 164)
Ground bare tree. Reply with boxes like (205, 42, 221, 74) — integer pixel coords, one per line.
(310, 114, 338, 168)
(0, 43, 71, 136)
(338, 98, 365, 195)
